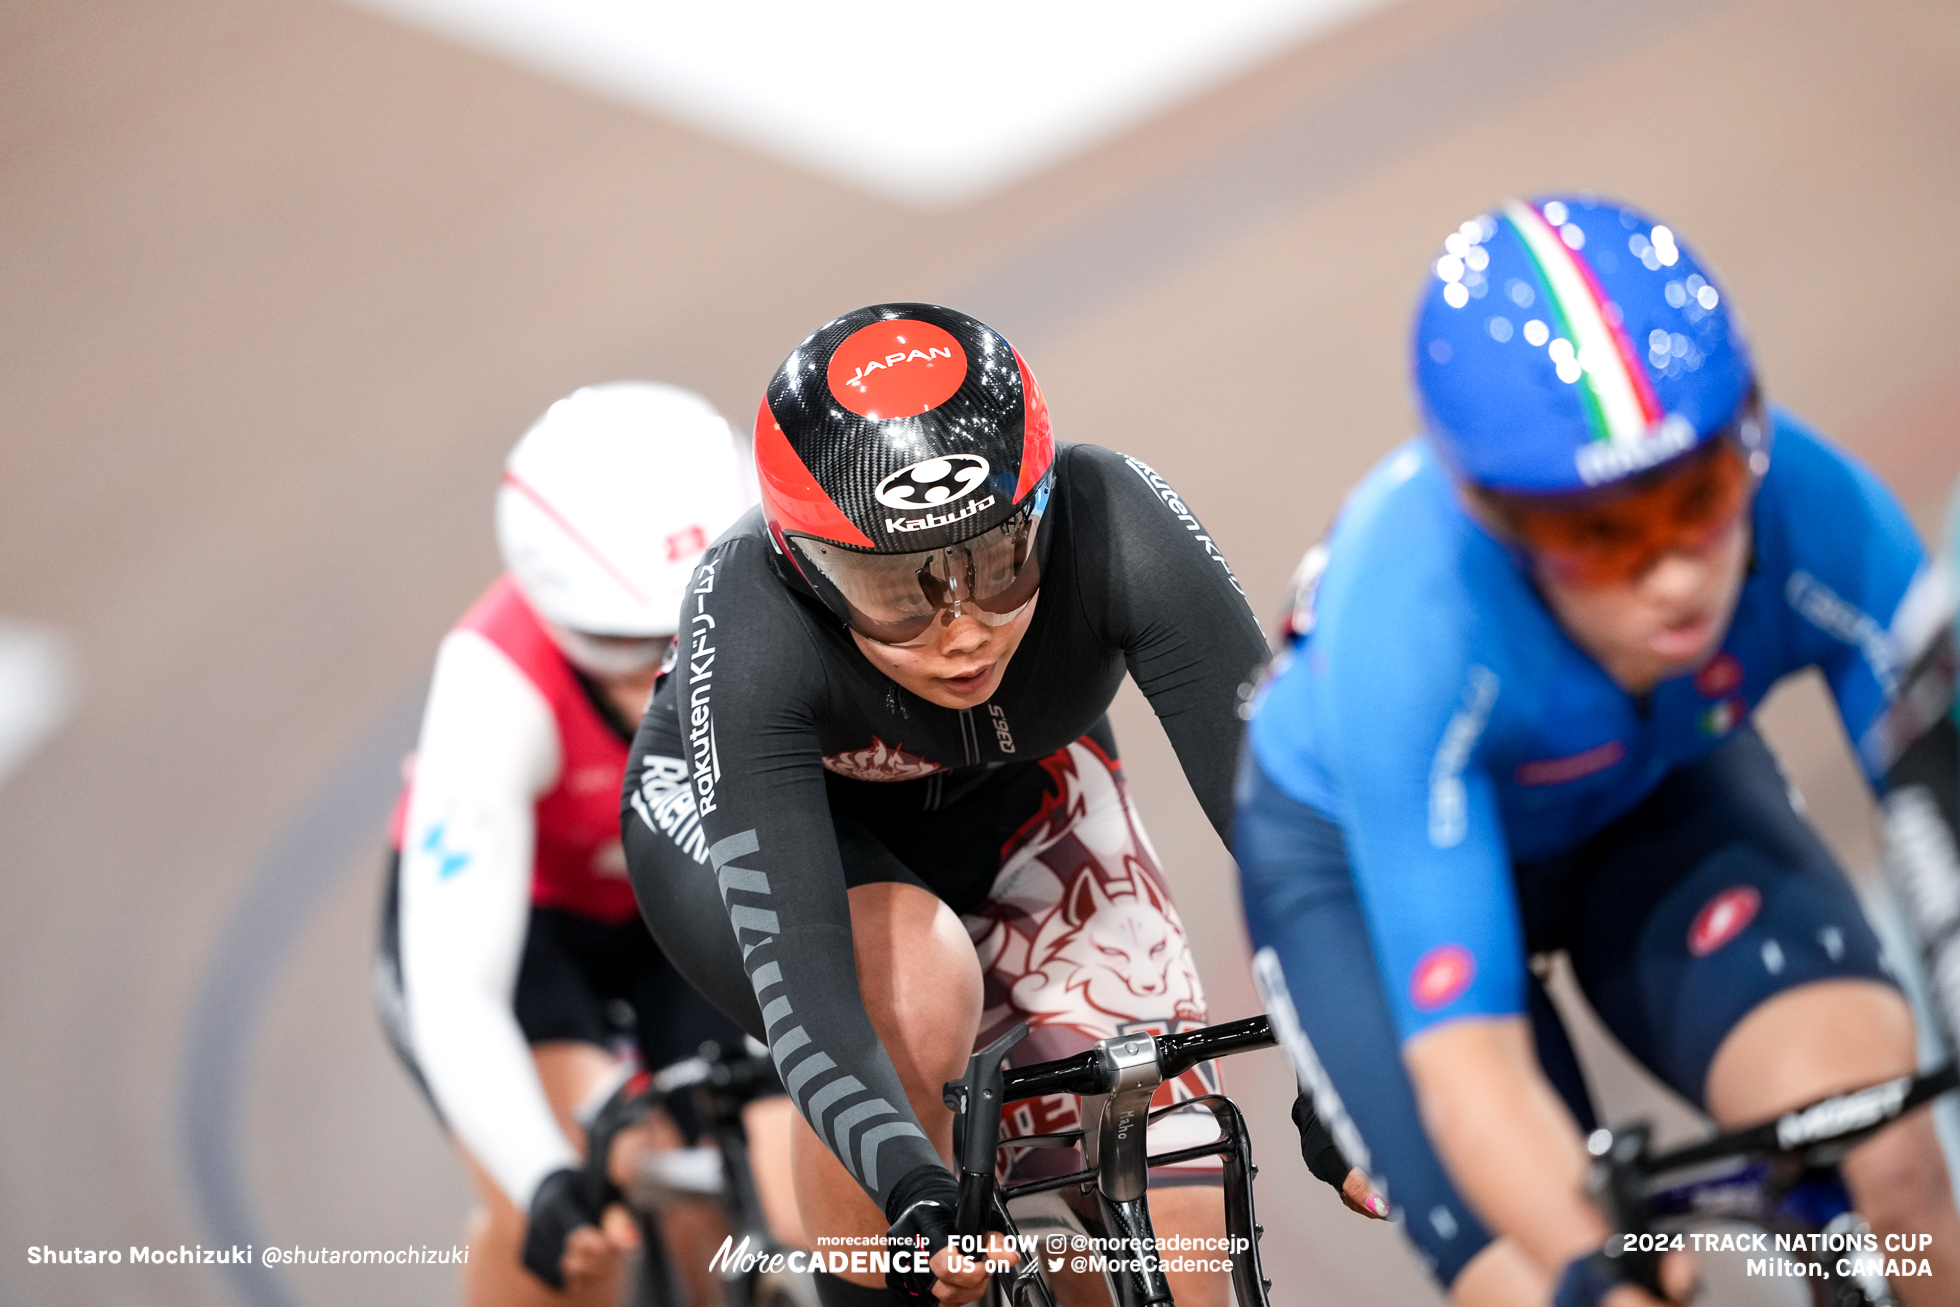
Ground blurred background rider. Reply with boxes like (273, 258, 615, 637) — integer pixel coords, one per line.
(374, 382, 779, 1305)
(1237, 196, 1960, 1307)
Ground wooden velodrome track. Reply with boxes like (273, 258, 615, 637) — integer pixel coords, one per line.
(4, 0, 1959, 1303)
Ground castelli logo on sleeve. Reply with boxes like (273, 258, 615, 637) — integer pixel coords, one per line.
(827, 319, 967, 418)
(1694, 651, 1743, 699)
(1410, 944, 1475, 1012)
(1688, 885, 1760, 956)
(875, 455, 991, 511)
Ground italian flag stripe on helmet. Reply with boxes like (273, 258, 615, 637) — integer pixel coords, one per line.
(1500, 199, 1662, 446)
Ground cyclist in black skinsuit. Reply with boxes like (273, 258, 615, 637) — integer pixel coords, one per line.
(622, 304, 1362, 1307)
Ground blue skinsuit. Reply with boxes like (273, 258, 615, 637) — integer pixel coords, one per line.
(1237, 413, 1928, 1282)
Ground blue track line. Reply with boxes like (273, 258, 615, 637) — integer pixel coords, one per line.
(179, 681, 424, 1307)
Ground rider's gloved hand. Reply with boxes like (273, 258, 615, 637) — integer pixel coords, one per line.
(884, 1166, 962, 1302)
(1554, 1243, 1692, 1306)
(521, 1166, 608, 1289)
(1290, 1090, 1389, 1219)
(1554, 1250, 1627, 1307)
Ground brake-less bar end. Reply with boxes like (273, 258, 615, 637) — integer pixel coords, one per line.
(945, 1023, 1030, 1239)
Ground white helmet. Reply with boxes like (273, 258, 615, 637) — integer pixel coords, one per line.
(497, 382, 748, 650)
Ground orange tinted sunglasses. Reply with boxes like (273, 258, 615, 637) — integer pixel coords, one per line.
(1491, 439, 1753, 587)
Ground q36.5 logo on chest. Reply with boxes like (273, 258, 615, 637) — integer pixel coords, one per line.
(875, 455, 991, 512)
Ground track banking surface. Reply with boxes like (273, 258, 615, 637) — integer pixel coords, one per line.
(1246, 414, 1932, 1042)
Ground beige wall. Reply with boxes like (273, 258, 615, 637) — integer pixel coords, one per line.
(3, 0, 1957, 1302)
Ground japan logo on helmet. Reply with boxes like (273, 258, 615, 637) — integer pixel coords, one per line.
(754, 303, 1055, 554)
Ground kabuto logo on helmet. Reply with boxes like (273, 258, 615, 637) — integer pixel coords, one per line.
(875, 455, 991, 511)
(758, 302, 1054, 565)
(826, 319, 967, 419)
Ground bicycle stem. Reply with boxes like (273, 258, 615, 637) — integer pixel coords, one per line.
(1582, 1123, 1664, 1295)
(1083, 1035, 1163, 1202)
(1081, 1033, 1174, 1307)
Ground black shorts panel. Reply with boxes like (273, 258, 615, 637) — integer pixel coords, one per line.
(825, 716, 1120, 916)
(513, 904, 742, 1073)
(1522, 725, 1893, 1102)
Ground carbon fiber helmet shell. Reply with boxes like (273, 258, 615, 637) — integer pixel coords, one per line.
(755, 303, 1055, 555)
(496, 381, 748, 639)
(1415, 195, 1759, 497)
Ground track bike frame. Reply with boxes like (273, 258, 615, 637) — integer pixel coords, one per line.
(944, 1017, 1280, 1307)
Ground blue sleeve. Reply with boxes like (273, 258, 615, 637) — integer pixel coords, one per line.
(1261, 574, 1529, 1044)
(1339, 671, 1527, 1042)
(1764, 421, 1929, 783)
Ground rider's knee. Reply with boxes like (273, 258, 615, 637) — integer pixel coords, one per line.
(472, 1190, 529, 1246)
(847, 882, 983, 1094)
(1706, 980, 1916, 1123)
(1449, 1239, 1542, 1307)
(1842, 1113, 1954, 1231)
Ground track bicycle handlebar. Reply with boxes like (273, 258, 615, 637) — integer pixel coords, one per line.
(579, 1039, 780, 1196)
(647, 1037, 778, 1102)
(1619, 1060, 1958, 1181)
(986, 1017, 1278, 1107)
(1581, 1060, 1958, 1307)
(1156, 1018, 1278, 1082)
(575, 1041, 793, 1307)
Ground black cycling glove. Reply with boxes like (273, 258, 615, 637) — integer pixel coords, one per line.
(1553, 1243, 1667, 1307)
(522, 1166, 607, 1289)
(884, 1166, 962, 1302)
(1290, 1089, 1351, 1189)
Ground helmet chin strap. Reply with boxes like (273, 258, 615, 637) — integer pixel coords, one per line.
(546, 624, 673, 679)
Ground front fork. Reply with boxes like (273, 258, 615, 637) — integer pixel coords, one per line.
(960, 1028, 1272, 1307)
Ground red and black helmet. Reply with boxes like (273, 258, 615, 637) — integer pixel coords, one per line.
(757, 304, 1058, 645)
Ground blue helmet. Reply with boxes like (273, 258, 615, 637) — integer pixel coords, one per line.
(1414, 194, 1765, 496)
